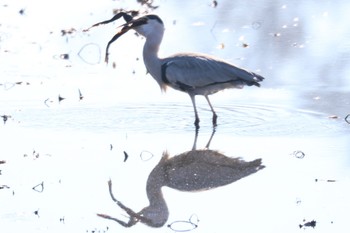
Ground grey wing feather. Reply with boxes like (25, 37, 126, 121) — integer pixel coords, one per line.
(163, 54, 264, 89)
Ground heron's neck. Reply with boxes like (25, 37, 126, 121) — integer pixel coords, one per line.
(142, 32, 166, 90)
(139, 167, 169, 227)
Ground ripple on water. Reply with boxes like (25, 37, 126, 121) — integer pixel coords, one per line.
(17, 102, 347, 137)
(215, 103, 346, 136)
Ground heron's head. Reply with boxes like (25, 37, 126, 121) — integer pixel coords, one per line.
(86, 14, 165, 63)
(120, 14, 164, 38)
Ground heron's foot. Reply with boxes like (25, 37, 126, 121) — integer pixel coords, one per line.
(212, 113, 218, 127)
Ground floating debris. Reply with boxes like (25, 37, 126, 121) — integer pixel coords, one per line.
(242, 42, 249, 48)
(61, 28, 76, 36)
(315, 178, 336, 182)
(252, 21, 262, 30)
(34, 209, 40, 217)
(328, 115, 338, 119)
(292, 150, 305, 159)
(32, 149, 40, 158)
(32, 182, 44, 193)
(167, 214, 199, 232)
(1, 160, 6, 175)
(136, 0, 159, 10)
(1, 115, 11, 124)
(59, 216, 65, 223)
(217, 43, 225, 49)
(86, 226, 109, 233)
(299, 219, 316, 229)
(78, 43, 101, 65)
(19, 8, 25, 15)
(78, 89, 84, 100)
(345, 114, 350, 124)
(140, 150, 154, 161)
(0, 185, 10, 189)
(60, 53, 69, 60)
(123, 151, 128, 162)
(211, 0, 218, 8)
(44, 98, 54, 107)
(110, 144, 113, 151)
(58, 95, 65, 103)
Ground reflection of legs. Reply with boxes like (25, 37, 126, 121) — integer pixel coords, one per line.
(192, 127, 216, 150)
(205, 127, 216, 149)
(97, 180, 145, 227)
(192, 127, 199, 151)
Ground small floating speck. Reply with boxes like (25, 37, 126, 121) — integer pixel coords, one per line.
(78, 43, 101, 65)
(123, 151, 128, 162)
(167, 220, 197, 232)
(58, 95, 65, 103)
(242, 42, 249, 48)
(299, 219, 316, 229)
(140, 150, 154, 161)
(292, 150, 305, 159)
(252, 21, 262, 30)
(315, 178, 336, 183)
(61, 28, 76, 36)
(78, 89, 84, 100)
(19, 8, 25, 15)
(32, 182, 44, 193)
(34, 209, 40, 217)
(44, 98, 53, 107)
(168, 214, 199, 232)
(1, 115, 11, 124)
(217, 43, 225, 49)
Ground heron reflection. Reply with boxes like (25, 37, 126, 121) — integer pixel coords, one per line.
(98, 130, 265, 228)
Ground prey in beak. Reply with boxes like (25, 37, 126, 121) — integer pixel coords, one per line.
(84, 13, 148, 63)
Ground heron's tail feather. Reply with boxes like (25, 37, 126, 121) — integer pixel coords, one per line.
(247, 72, 264, 87)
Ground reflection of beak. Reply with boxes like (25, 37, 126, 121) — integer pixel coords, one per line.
(105, 17, 148, 63)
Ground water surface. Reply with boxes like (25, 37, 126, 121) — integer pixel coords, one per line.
(1, 0, 349, 233)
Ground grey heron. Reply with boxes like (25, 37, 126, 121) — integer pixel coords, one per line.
(86, 13, 265, 128)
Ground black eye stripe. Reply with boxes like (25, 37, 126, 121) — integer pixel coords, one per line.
(146, 15, 163, 25)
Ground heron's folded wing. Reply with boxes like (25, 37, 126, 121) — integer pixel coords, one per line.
(163, 54, 263, 89)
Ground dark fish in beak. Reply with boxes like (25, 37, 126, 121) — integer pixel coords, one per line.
(84, 12, 148, 63)
(104, 17, 148, 63)
(83, 12, 133, 32)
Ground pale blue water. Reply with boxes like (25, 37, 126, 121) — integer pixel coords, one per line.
(1, 1, 350, 233)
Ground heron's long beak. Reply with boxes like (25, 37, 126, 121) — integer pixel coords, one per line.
(105, 17, 148, 63)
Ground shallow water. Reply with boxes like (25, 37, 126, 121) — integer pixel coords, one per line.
(1, 0, 350, 233)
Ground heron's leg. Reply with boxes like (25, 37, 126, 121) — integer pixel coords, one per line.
(204, 95, 217, 126)
(190, 95, 200, 128)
